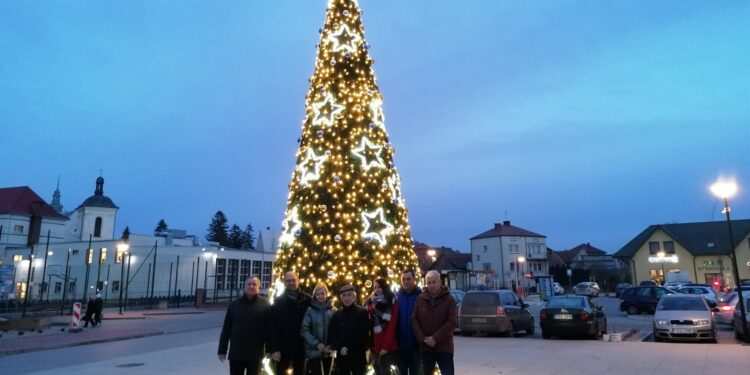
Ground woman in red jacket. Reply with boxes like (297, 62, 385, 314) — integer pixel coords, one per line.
(365, 278, 399, 375)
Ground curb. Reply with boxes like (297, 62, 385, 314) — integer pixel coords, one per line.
(0, 331, 164, 357)
(142, 311, 205, 316)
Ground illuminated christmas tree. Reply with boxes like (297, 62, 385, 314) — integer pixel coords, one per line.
(273, 0, 418, 297)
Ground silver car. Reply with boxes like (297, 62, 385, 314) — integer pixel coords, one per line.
(574, 282, 600, 297)
(652, 294, 717, 343)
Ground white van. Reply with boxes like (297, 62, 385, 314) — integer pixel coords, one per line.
(664, 271, 691, 288)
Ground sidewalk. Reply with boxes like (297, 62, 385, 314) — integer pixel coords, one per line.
(0, 306, 209, 356)
(22, 336, 750, 375)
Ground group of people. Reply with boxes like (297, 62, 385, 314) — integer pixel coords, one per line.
(82, 293, 104, 328)
(217, 269, 457, 375)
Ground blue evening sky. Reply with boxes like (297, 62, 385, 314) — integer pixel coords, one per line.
(1, 1, 748, 253)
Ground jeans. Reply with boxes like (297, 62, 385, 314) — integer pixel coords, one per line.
(421, 352, 454, 375)
(396, 348, 420, 375)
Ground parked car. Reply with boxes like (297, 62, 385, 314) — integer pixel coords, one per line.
(615, 283, 632, 298)
(619, 286, 675, 315)
(539, 295, 607, 339)
(553, 282, 564, 295)
(675, 285, 719, 303)
(652, 294, 718, 343)
(573, 282, 600, 297)
(717, 292, 737, 325)
(733, 297, 750, 340)
(458, 290, 535, 337)
(450, 289, 466, 332)
(639, 280, 660, 287)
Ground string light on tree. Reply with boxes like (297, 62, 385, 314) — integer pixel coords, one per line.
(273, 0, 419, 299)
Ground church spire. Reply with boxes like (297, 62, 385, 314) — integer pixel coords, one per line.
(50, 177, 63, 213)
(94, 176, 105, 196)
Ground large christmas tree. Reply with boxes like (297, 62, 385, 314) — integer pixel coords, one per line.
(273, 0, 418, 297)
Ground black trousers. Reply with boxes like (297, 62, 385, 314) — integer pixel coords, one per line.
(335, 353, 366, 375)
(276, 356, 305, 375)
(229, 360, 261, 375)
(396, 348, 420, 375)
(421, 352, 454, 375)
(305, 357, 333, 375)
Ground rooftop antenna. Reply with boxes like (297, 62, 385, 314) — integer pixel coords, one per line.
(504, 210, 509, 221)
(99, 169, 103, 177)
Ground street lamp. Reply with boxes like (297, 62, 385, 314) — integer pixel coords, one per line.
(117, 243, 129, 314)
(657, 251, 667, 284)
(710, 177, 748, 342)
(516, 256, 526, 298)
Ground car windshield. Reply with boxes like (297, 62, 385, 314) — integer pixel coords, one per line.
(547, 298, 585, 308)
(658, 298, 706, 311)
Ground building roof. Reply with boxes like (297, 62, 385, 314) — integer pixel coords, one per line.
(470, 220, 545, 240)
(613, 219, 750, 258)
(428, 252, 471, 272)
(556, 243, 607, 263)
(77, 176, 118, 210)
(0, 186, 69, 220)
(413, 242, 462, 273)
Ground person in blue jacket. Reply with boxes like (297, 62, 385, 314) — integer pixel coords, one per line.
(395, 269, 422, 375)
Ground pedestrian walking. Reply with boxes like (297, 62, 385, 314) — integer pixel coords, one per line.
(365, 278, 399, 375)
(396, 269, 422, 375)
(218, 276, 271, 375)
(301, 283, 336, 375)
(269, 271, 312, 375)
(328, 284, 369, 375)
(412, 270, 457, 375)
(93, 293, 104, 326)
(82, 297, 96, 328)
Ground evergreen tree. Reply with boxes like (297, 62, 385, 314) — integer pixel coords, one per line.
(228, 224, 244, 249)
(120, 226, 130, 241)
(154, 219, 168, 234)
(206, 211, 229, 246)
(273, 0, 418, 296)
(243, 223, 255, 250)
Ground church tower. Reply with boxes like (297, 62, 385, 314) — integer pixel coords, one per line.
(50, 178, 64, 213)
(65, 175, 119, 241)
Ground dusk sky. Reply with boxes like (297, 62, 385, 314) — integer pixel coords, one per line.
(1, 1, 748, 253)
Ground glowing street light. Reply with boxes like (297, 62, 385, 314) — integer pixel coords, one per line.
(710, 177, 747, 342)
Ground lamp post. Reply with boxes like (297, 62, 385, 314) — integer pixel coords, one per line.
(710, 178, 748, 342)
(657, 251, 667, 284)
(515, 256, 526, 298)
(117, 243, 129, 314)
(60, 248, 72, 315)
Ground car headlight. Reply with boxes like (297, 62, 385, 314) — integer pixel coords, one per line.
(654, 319, 669, 325)
(694, 319, 710, 326)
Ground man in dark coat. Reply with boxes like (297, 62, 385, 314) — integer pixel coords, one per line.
(82, 298, 96, 327)
(218, 276, 271, 375)
(328, 284, 370, 375)
(396, 269, 422, 374)
(412, 270, 457, 375)
(93, 294, 104, 326)
(269, 271, 312, 375)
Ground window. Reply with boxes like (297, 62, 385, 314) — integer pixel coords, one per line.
(94, 217, 103, 237)
(648, 241, 660, 255)
(482, 262, 491, 271)
(54, 282, 62, 293)
(663, 241, 675, 254)
(262, 261, 272, 289)
(99, 248, 107, 264)
(227, 259, 240, 289)
(636, 288, 653, 297)
(528, 244, 542, 255)
(509, 262, 515, 271)
(12, 254, 23, 262)
(532, 263, 543, 272)
(508, 244, 519, 254)
(115, 251, 124, 264)
(482, 245, 488, 252)
(216, 259, 226, 290)
(112, 280, 120, 292)
(96, 281, 105, 292)
(13, 225, 24, 234)
(240, 260, 250, 282)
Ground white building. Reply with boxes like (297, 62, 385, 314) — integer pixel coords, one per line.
(0, 178, 277, 303)
(470, 220, 549, 290)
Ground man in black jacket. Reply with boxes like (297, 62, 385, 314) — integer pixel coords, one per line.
(218, 276, 270, 375)
(328, 284, 369, 375)
(269, 271, 311, 375)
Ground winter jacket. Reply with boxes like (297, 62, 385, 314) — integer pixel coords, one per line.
(328, 303, 370, 355)
(218, 294, 271, 361)
(268, 289, 312, 359)
(300, 299, 335, 359)
(365, 297, 399, 354)
(396, 286, 421, 350)
(412, 286, 457, 354)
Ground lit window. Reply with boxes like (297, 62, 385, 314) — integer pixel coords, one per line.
(13, 254, 23, 262)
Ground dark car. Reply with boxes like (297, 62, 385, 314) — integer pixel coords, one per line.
(619, 286, 675, 315)
(540, 295, 607, 339)
(615, 283, 632, 298)
(639, 280, 660, 287)
(458, 290, 535, 337)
